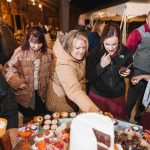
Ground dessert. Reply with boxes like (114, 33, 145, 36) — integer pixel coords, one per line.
(52, 112, 60, 119)
(35, 141, 46, 150)
(44, 114, 51, 120)
(33, 116, 43, 124)
(51, 119, 58, 125)
(70, 112, 77, 118)
(44, 119, 51, 125)
(51, 124, 58, 130)
(43, 124, 50, 131)
(44, 130, 54, 138)
(34, 133, 44, 142)
(61, 112, 69, 118)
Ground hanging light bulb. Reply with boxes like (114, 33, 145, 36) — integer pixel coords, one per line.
(38, 4, 42, 8)
(7, 0, 12, 2)
(32, 0, 35, 5)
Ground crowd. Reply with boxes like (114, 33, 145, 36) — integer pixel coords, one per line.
(0, 11, 150, 148)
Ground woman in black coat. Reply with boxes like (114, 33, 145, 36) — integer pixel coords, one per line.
(86, 22, 133, 120)
(0, 72, 18, 128)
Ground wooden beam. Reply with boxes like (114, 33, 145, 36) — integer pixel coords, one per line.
(42, 0, 59, 8)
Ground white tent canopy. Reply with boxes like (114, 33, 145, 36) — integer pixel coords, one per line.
(80, 0, 150, 44)
(80, 0, 150, 20)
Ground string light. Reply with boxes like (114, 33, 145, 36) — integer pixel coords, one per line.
(7, 0, 12, 2)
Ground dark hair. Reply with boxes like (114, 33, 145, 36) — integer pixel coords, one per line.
(100, 22, 122, 52)
(22, 26, 47, 53)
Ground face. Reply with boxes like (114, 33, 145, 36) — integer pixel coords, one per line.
(70, 38, 87, 60)
(103, 36, 118, 55)
(29, 41, 43, 52)
(146, 14, 150, 29)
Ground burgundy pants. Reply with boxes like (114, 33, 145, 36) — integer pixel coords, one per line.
(89, 90, 127, 120)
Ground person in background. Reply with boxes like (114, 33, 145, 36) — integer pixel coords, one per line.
(88, 20, 105, 52)
(131, 74, 150, 129)
(2, 27, 52, 122)
(46, 30, 99, 112)
(74, 15, 91, 37)
(0, 72, 18, 147)
(0, 17, 18, 65)
(131, 74, 150, 112)
(126, 11, 150, 121)
(86, 22, 133, 120)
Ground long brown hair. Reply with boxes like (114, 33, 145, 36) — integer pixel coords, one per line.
(101, 22, 122, 52)
(22, 26, 47, 53)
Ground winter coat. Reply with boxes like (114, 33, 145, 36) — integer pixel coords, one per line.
(0, 73, 18, 129)
(46, 38, 98, 112)
(2, 47, 51, 108)
(86, 45, 133, 98)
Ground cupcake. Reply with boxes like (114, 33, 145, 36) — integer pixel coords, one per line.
(43, 124, 50, 131)
(33, 116, 43, 124)
(61, 112, 69, 118)
(51, 119, 58, 125)
(44, 119, 51, 125)
(44, 114, 51, 120)
(34, 133, 44, 142)
(51, 124, 58, 131)
(70, 112, 77, 118)
(52, 112, 60, 120)
(44, 130, 54, 138)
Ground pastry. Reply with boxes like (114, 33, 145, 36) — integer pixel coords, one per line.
(44, 130, 54, 138)
(52, 112, 60, 119)
(34, 133, 44, 142)
(51, 124, 58, 130)
(44, 114, 51, 120)
(33, 116, 43, 124)
(51, 119, 58, 125)
(61, 112, 69, 118)
(44, 119, 51, 125)
(43, 124, 50, 130)
(70, 112, 77, 118)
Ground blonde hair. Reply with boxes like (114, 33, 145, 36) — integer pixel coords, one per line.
(60, 30, 88, 54)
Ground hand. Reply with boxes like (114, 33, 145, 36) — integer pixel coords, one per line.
(7, 128, 18, 148)
(131, 77, 139, 85)
(146, 105, 150, 112)
(119, 68, 131, 77)
(19, 83, 27, 90)
(100, 53, 111, 68)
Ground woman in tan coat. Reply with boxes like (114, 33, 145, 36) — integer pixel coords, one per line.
(46, 30, 99, 112)
(3, 27, 52, 120)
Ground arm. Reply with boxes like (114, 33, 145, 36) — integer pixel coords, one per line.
(131, 74, 150, 85)
(126, 30, 141, 54)
(56, 65, 99, 112)
(86, 49, 105, 82)
(2, 48, 25, 90)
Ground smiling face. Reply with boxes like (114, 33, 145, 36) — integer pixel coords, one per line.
(103, 35, 118, 55)
(70, 38, 87, 60)
(29, 41, 43, 52)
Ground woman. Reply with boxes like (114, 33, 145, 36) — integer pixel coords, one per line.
(46, 30, 99, 112)
(88, 19, 105, 52)
(86, 23, 133, 120)
(0, 17, 18, 65)
(2, 26, 52, 120)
